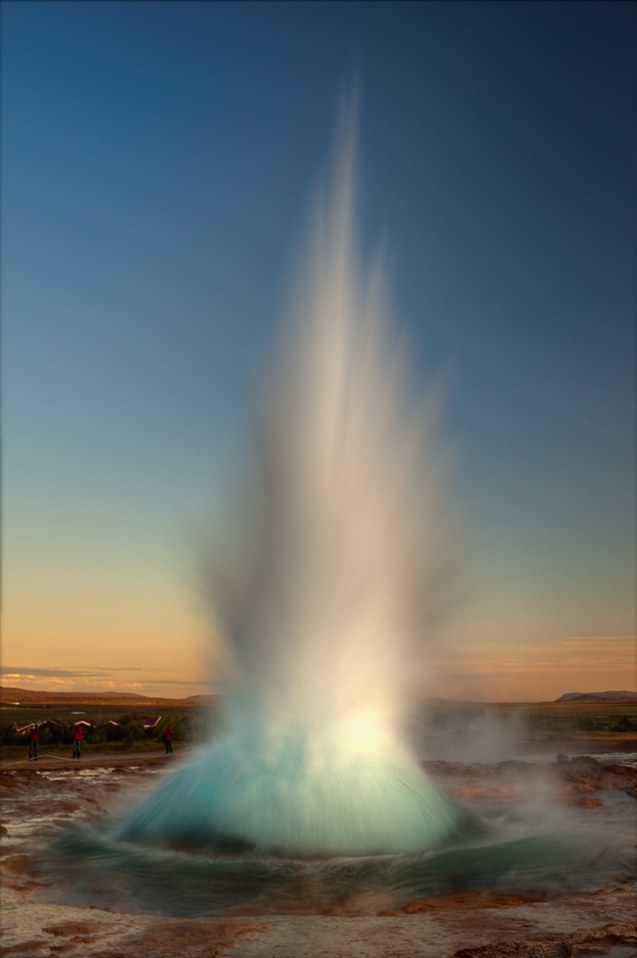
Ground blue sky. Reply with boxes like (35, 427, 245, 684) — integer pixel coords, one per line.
(2, 1, 635, 700)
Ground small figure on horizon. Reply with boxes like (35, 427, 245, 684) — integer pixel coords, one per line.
(72, 723, 84, 759)
(29, 725, 40, 760)
(162, 725, 174, 754)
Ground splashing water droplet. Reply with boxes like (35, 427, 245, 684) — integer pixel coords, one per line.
(118, 105, 475, 857)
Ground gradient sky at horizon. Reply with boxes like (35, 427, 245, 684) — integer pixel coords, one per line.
(2, 1, 635, 702)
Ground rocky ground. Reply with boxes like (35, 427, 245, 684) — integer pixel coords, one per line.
(1, 741, 635, 958)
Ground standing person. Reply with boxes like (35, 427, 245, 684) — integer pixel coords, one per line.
(162, 724, 174, 754)
(29, 725, 40, 760)
(72, 723, 84, 759)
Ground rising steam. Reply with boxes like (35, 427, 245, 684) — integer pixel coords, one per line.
(117, 105, 476, 855)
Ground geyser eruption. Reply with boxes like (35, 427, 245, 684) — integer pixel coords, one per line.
(42, 111, 629, 918)
(119, 114, 474, 856)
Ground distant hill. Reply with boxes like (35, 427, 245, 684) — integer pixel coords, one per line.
(184, 694, 217, 705)
(4, 684, 635, 709)
(0, 686, 216, 708)
(555, 690, 637, 703)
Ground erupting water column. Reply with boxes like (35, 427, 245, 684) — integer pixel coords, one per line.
(119, 115, 475, 856)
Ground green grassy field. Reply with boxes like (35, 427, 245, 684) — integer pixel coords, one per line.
(422, 699, 637, 734)
(522, 700, 637, 731)
(2, 698, 635, 758)
(0, 703, 203, 727)
(0, 702, 220, 758)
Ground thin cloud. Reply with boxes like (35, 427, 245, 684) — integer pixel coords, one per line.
(1, 666, 142, 679)
(561, 635, 635, 647)
(131, 678, 208, 687)
(432, 633, 635, 676)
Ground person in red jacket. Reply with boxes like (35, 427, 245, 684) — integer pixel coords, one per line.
(29, 725, 40, 760)
(162, 724, 174, 754)
(72, 723, 84, 759)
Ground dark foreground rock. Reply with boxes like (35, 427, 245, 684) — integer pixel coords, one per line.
(455, 921, 637, 957)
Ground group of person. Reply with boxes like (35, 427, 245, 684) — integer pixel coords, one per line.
(27, 722, 85, 760)
(27, 722, 175, 759)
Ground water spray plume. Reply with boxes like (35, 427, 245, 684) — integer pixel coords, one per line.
(41, 107, 630, 917)
(119, 108, 476, 855)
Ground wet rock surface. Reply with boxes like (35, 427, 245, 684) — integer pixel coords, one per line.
(454, 923, 637, 957)
(423, 752, 637, 805)
(1, 748, 635, 957)
(557, 755, 637, 800)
